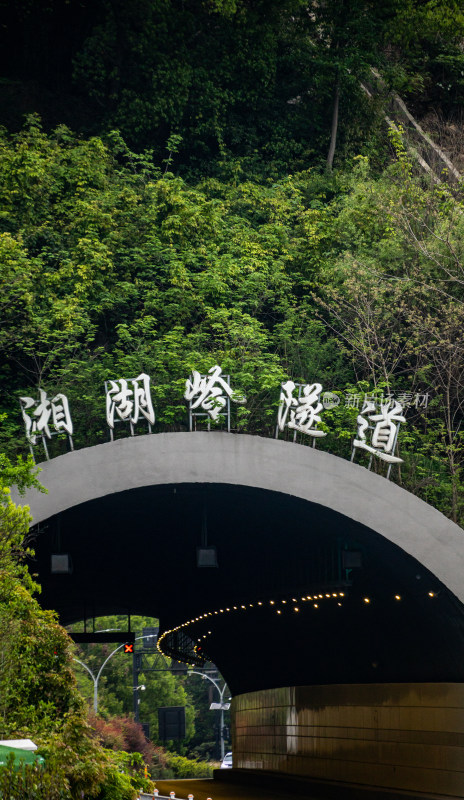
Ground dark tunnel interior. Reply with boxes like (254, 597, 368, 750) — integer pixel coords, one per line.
(31, 483, 464, 695)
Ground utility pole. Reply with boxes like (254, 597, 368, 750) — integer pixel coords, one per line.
(133, 649, 140, 722)
(74, 634, 153, 714)
(187, 669, 230, 760)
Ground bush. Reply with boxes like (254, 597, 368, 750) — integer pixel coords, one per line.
(0, 758, 70, 800)
(165, 753, 214, 779)
(90, 715, 155, 767)
(95, 761, 135, 800)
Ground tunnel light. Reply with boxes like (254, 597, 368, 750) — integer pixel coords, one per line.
(51, 554, 72, 574)
(196, 546, 218, 568)
(395, 595, 401, 601)
(156, 584, 362, 664)
(364, 597, 370, 604)
(428, 591, 436, 598)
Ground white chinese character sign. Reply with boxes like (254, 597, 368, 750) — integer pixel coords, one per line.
(184, 365, 246, 431)
(18, 367, 419, 482)
(105, 373, 155, 438)
(19, 389, 74, 458)
(277, 381, 327, 441)
(352, 399, 406, 465)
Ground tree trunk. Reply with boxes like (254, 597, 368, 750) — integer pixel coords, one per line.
(327, 78, 340, 171)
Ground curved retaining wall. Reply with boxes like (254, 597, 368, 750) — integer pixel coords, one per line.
(232, 683, 464, 797)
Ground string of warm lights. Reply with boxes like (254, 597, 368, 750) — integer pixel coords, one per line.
(157, 585, 440, 666)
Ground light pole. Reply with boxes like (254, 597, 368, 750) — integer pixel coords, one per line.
(187, 669, 230, 760)
(74, 634, 152, 714)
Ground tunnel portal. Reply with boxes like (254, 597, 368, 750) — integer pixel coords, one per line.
(15, 432, 464, 797)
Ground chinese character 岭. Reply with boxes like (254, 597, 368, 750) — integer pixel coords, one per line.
(184, 365, 246, 422)
(20, 389, 73, 446)
(353, 399, 406, 464)
(106, 373, 155, 429)
(277, 380, 327, 438)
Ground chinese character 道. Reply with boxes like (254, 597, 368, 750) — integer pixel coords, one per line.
(353, 399, 405, 463)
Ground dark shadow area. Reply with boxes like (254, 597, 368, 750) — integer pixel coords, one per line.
(31, 483, 464, 695)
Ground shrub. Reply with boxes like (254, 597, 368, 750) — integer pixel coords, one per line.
(165, 753, 214, 779)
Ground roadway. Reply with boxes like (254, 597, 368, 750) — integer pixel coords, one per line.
(145, 778, 322, 800)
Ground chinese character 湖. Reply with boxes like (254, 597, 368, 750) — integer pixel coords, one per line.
(106, 373, 155, 429)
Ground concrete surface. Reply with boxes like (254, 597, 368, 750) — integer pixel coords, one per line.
(12, 432, 464, 603)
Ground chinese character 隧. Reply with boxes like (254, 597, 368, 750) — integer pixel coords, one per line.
(277, 380, 327, 438)
(184, 365, 245, 421)
(106, 373, 155, 428)
(353, 399, 405, 464)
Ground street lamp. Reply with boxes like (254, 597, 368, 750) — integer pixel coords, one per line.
(187, 669, 230, 760)
(74, 634, 152, 714)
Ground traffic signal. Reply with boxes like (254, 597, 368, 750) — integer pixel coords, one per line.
(124, 642, 134, 654)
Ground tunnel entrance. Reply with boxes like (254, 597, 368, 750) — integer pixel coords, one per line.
(16, 434, 464, 795)
(32, 482, 464, 696)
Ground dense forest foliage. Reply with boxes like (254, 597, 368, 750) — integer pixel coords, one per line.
(2, 120, 464, 521)
(1, 1, 464, 796)
(1, 0, 464, 174)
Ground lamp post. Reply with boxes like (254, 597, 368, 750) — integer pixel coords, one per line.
(187, 669, 230, 760)
(74, 634, 152, 714)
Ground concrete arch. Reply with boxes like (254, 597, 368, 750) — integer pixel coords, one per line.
(14, 432, 464, 604)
